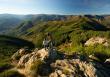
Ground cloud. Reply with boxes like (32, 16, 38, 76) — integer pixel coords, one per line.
(0, 7, 36, 14)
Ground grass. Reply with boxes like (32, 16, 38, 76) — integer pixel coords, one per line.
(0, 35, 35, 73)
(0, 70, 25, 77)
(0, 63, 13, 73)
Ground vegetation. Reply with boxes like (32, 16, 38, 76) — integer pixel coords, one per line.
(0, 63, 12, 73)
(0, 14, 110, 76)
(0, 70, 25, 77)
(10, 15, 110, 61)
(0, 35, 34, 76)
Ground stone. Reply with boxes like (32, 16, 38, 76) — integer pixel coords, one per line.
(85, 37, 109, 47)
(105, 58, 110, 64)
(49, 72, 58, 77)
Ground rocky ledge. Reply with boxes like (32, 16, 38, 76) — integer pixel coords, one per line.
(11, 48, 110, 77)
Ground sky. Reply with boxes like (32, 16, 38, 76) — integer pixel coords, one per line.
(0, 0, 110, 15)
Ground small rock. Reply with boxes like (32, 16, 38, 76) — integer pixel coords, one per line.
(61, 74, 66, 77)
(57, 70, 62, 75)
(49, 72, 58, 77)
(105, 58, 110, 64)
(85, 37, 109, 47)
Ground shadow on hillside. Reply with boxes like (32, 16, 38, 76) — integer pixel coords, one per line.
(88, 19, 110, 31)
(0, 35, 35, 49)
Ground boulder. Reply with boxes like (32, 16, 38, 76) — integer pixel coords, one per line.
(17, 48, 49, 67)
(16, 48, 49, 77)
(11, 48, 31, 64)
(85, 37, 109, 46)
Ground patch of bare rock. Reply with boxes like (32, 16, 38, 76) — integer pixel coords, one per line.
(85, 37, 109, 46)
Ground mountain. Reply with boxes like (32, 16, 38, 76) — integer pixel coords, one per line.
(9, 15, 109, 46)
(1, 14, 110, 57)
(0, 14, 25, 34)
(1, 14, 110, 35)
(1, 14, 110, 77)
(8, 15, 110, 62)
(0, 14, 67, 34)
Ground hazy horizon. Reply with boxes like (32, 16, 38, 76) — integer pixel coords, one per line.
(0, 13, 110, 16)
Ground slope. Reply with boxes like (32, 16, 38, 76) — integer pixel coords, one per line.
(0, 35, 34, 63)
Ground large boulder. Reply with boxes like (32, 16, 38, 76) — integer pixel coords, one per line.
(17, 48, 49, 66)
(50, 59, 110, 77)
(85, 37, 109, 46)
(16, 48, 49, 77)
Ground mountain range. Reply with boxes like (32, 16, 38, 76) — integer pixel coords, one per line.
(0, 14, 67, 34)
(0, 14, 110, 77)
(0, 14, 110, 34)
(0, 14, 110, 47)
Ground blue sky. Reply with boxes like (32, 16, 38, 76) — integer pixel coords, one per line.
(0, 0, 110, 15)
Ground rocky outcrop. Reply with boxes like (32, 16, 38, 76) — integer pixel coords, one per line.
(16, 48, 49, 77)
(12, 48, 58, 77)
(11, 48, 110, 77)
(85, 37, 109, 46)
(17, 48, 49, 67)
(11, 48, 30, 64)
(50, 59, 110, 77)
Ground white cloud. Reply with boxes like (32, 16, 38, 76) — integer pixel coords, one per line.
(0, 7, 36, 14)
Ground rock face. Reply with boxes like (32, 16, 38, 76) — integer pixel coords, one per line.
(12, 48, 58, 77)
(12, 48, 110, 77)
(11, 48, 30, 64)
(17, 48, 49, 77)
(19, 48, 48, 65)
(50, 59, 110, 77)
(85, 37, 109, 46)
